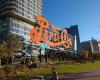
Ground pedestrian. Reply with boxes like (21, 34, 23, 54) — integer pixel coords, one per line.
(51, 67, 59, 80)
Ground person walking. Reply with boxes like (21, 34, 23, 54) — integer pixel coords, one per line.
(51, 67, 59, 80)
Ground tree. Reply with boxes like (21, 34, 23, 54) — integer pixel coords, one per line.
(93, 52, 100, 60)
(0, 41, 6, 66)
(5, 34, 21, 64)
(80, 50, 89, 60)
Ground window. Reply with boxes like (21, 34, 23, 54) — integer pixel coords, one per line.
(10, 28, 19, 33)
(19, 24, 24, 30)
(24, 26, 28, 31)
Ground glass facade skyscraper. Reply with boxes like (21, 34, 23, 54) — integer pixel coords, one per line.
(0, 0, 42, 41)
(67, 25, 81, 55)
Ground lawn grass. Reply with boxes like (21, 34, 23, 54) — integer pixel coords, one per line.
(7, 61, 100, 80)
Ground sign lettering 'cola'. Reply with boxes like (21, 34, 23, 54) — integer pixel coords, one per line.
(30, 16, 73, 48)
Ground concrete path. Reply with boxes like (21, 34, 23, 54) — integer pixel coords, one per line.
(59, 69, 100, 80)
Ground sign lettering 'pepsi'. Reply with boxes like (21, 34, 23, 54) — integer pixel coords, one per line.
(30, 16, 73, 48)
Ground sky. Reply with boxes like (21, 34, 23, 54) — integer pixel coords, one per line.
(43, 0, 100, 42)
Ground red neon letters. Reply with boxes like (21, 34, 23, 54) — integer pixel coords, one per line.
(30, 16, 73, 48)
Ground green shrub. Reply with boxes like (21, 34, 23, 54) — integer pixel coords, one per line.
(93, 52, 100, 60)
(2, 65, 13, 79)
(14, 64, 29, 76)
(0, 68, 4, 76)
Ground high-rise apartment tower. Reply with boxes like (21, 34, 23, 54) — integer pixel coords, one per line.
(0, 0, 42, 41)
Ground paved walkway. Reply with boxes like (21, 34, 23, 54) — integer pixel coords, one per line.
(59, 69, 100, 80)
